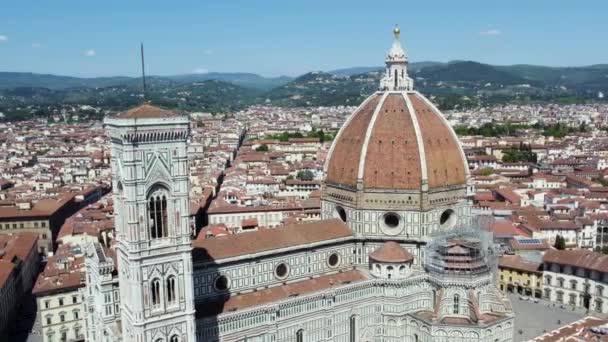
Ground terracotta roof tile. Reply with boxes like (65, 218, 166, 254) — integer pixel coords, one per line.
(113, 103, 179, 119)
(369, 241, 414, 263)
(196, 270, 367, 317)
(543, 249, 608, 273)
(192, 218, 352, 262)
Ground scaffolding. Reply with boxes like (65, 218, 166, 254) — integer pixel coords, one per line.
(425, 219, 498, 280)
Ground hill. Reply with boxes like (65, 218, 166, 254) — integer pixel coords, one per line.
(0, 72, 133, 90)
(168, 72, 292, 90)
(0, 71, 290, 91)
(495, 64, 608, 90)
(327, 62, 443, 76)
(414, 61, 532, 86)
(0, 79, 260, 116)
(263, 71, 379, 106)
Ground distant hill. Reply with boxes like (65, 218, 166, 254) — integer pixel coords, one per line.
(495, 64, 608, 90)
(414, 61, 532, 85)
(0, 72, 133, 90)
(0, 71, 291, 91)
(263, 71, 379, 107)
(168, 72, 292, 90)
(1, 60, 607, 120)
(328, 62, 443, 76)
(0, 78, 260, 114)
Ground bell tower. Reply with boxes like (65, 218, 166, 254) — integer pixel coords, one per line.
(105, 104, 196, 342)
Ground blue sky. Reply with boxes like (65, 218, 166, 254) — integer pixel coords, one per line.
(0, 0, 606, 77)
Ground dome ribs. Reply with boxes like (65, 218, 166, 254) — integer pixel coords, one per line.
(362, 94, 421, 189)
(408, 93, 466, 189)
(325, 94, 381, 188)
(325, 91, 466, 192)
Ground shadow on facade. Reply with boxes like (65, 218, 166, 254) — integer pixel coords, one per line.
(192, 247, 228, 342)
(2, 291, 38, 342)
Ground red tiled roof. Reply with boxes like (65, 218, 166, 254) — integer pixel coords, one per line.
(196, 270, 367, 317)
(113, 103, 178, 119)
(543, 249, 608, 273)
(499, 255, 542, 274)
(192, 218, 352, 262)
(369, 241, 414, 263)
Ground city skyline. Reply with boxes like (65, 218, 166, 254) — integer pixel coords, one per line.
(1, 0, 607, 77)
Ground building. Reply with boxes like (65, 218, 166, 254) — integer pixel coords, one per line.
(542, 249, 608, 313)
(0, 232, 39, 336)
(532, 316, 608, 341)
(0, 194, 78, 255)
(102, 103, 196, 341)
(84, 26, 514, 342)
(498, 254, 543, 297)
(33, 243, 86, 342)
(83, 243, 120, 342)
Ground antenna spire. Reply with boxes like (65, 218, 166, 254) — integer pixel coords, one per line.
(140, 42, 147, 102)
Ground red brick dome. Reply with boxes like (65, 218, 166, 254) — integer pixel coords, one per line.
(325, 91, 467, 191)
(370, 241, 414, 263)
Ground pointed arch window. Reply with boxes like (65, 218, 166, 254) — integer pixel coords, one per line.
(170, 335, 179, 342)
(349, 315, 357, 342)
(296, 329, 304, 342)
(453, 294, 460, 314)
(166, 276, 177, 305)
(151, 278, 161, 308)
(148, 186, 169, 239)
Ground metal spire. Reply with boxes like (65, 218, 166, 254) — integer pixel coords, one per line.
(140, 42, 147, 102)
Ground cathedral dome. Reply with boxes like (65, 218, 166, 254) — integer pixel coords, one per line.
(325, 91, 467, 191)
(321, 27, 471, 240)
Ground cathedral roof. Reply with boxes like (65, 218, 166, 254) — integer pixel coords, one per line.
(324, 92, 467, 191)
(113, 103, 179, 119)
(369, 241, 414, 263)
(192, 218, 352, 262)
(196, 270, 367, 318)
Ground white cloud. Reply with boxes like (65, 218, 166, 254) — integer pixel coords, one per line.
(479, 29, 501, 36)
(194, 68, 208, 74)
(31, 42, 41, 48)
(0, 35, 7, 42)
(84, 49, 96, 57)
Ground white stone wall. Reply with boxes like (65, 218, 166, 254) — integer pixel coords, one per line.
(543, 265, 608, 313)
(196, 274, 513, 342)
(193, 243, 354, 300)
(321, 198, 471, 241)
(37, 290, 85, 342)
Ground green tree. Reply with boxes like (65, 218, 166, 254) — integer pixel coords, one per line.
(296, 170, 314, 181)
(255, 144, 269, 152)
(554, 235, 566, 250)
(478, 168, 495, 176)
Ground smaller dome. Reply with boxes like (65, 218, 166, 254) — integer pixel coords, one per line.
(393, 25, 400, 36)
(370, 241, 414, 263)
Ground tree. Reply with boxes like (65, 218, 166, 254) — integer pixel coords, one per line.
(255, 144, 269, 152)
(478, 168, 495, 176)
(554, 235, 566, 250)
(296, 170, 314, 181)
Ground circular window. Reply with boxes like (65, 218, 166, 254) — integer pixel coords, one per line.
(379, 212, 403, 236)
(334, 206, 347, 222)
(214, 275, 230, 291)
(275, 263, 289, 280)
(328, 253, 340, 268)
(384, 213, 400, 228)
(440, 209, 457, 229)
